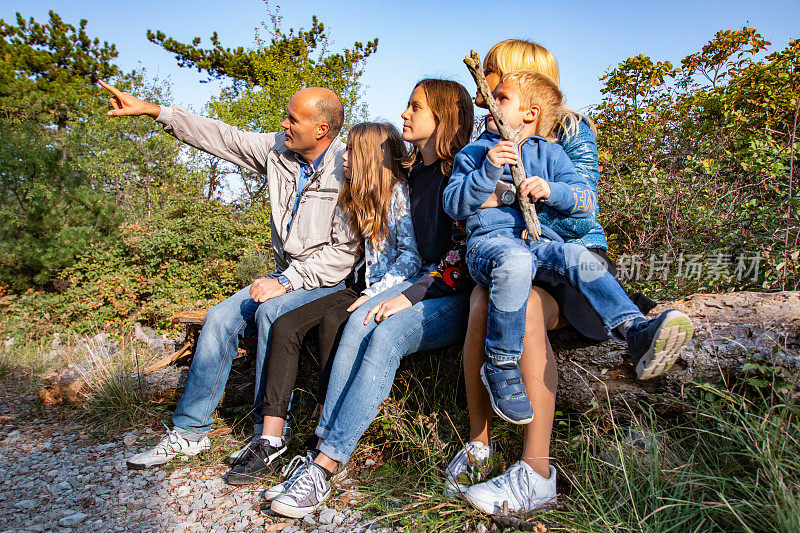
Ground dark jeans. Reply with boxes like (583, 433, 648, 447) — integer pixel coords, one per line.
(261, 284, 365, 419)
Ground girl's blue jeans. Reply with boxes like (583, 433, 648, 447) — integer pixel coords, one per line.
(467, 235, 643, 363)
(171, 278, 344, 439)
(315, 275, 469, 464)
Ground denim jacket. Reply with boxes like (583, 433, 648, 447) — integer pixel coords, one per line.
(557, 118, 608, 250)
(358, 182, 422, 298)
(444, 131, 596, 249)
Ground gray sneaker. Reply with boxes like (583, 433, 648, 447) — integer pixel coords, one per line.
(464, 461, 557, 514)
(271, 462, 334, 518)
(126, 429, 210, 469)
(263, 449, 316, 500)
(445, 441, 493, 496)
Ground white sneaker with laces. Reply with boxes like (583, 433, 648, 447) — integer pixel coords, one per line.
(463, 461, 557, 514)
(126, 428, 210, 469)
(227, 434, 260, 465)
(271, 462, 333, 518)
(444, 441, 492, 496)
(263, 449, 316, 500)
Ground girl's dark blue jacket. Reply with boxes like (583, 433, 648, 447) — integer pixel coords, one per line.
(443, 131, 597, 249)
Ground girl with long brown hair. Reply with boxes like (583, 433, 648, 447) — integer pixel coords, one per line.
(226, 122, 421, 486)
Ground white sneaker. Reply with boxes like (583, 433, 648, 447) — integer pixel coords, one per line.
(227, 434, 260, 465)
(271, 462, 334, 518)
(463, 461, 557, 514)
(444, 441, 492, 496)
(126, 428, 210, 469)
(263, 449, 316, 500)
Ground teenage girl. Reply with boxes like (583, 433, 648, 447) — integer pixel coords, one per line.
(267, 79, 475, 519)
(225, 122, 421, 486)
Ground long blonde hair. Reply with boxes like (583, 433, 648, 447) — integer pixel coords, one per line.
(339, 122, 409, 251)
(484, 39, 596, 138)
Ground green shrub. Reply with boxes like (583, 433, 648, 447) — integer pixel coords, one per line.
(595, 29, 800, 297)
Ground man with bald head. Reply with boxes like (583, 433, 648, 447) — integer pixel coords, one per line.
(100, 82, 359, 472)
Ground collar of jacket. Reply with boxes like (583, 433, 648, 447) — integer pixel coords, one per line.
(276, 134, 345, 178)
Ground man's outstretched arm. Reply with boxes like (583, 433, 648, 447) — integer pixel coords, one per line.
(99, 80, 277, 174)
(100, 80, 161, 118)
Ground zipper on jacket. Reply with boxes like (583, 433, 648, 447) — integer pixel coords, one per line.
(284, 169, 325, 243)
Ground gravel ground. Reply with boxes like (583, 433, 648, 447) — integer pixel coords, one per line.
(0, 386, 395, 533)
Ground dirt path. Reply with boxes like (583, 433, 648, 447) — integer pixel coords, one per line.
(0, 384, 388, 533)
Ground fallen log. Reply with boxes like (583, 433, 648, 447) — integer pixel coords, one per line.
(132, 291, 800, 416)
(553, 291, 800, 413)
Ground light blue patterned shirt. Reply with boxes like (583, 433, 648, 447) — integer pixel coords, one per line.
(359, 182, 422, 298)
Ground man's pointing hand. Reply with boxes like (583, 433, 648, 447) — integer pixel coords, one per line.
(99, 80, 161, 119)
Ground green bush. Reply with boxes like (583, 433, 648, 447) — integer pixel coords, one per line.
(0, 197, 272, 335)
(595, 28, 799, 298)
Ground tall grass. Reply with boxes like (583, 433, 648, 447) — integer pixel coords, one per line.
(546, 383, 800, 532)
(74, 338, 168, 438)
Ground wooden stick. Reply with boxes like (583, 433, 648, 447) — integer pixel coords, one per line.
(143, 342, 193, 375)
(464, 50, 542, 240)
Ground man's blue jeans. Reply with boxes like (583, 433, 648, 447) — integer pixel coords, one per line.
(314, 276, 469, 464)
(172, 279, 344, 438)
(467, 235, 643, 363)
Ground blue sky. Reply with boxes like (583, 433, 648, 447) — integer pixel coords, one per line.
(2, 0, 798, 127)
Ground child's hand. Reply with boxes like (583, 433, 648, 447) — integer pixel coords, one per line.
(487, 140, 518, 168)
(364, 294, 412, 324)
(347, 295, 370, 312)
(518, 176, 551, 202)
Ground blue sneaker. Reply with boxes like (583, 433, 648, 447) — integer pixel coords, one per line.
(480, 361, 534, 425)
(626, 310, 693, 380)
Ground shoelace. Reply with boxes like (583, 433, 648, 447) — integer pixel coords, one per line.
(283, 464, 323, 502)
(494, 463, 534, 508)
(153, 428, 187, 457)
(280, 450, 314, 481)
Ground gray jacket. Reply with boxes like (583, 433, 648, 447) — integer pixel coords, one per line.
(156, 106, 360, 290)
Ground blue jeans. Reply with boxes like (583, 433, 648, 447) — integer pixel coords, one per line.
(172, 279, 344, 438)
(467, 235, 643, 363)
(315, 277, 469, 464)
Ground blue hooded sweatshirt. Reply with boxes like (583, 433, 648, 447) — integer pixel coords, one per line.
(443, 131, 597, 249)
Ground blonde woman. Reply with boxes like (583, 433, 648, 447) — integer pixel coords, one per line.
(445, 39, 657, 514)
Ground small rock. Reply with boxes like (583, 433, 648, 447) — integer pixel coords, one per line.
(476, 523, 488, 533)
(364, 459, 376, 467)
(318, 508, 337, 525)
(15, 499, 37, 510)
(123, 435, 137, 447)
(170, 467, 190, 479)
(59, 512, 89, 527)
(303, 514, 317, 525)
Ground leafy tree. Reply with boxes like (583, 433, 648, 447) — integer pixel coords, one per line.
(0, 123, 120, 289)
(0, 11, 197, 288)
(594, 27, 800, 295)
